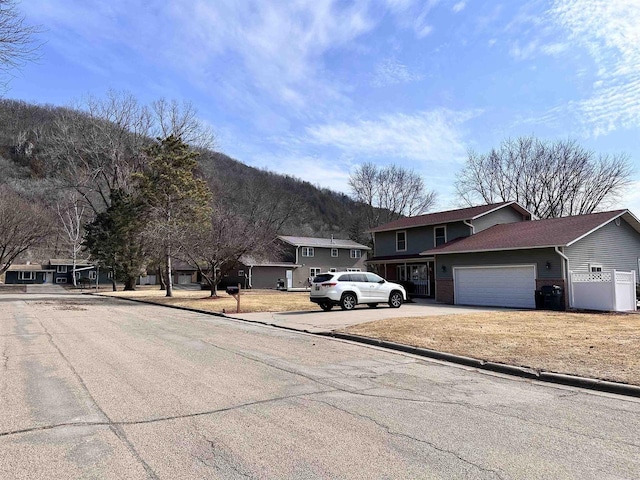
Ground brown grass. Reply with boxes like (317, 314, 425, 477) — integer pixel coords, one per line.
(100, 288, 312, 313)
(344, 311, 640, 385)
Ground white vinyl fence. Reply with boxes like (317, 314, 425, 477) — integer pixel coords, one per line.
(569, 270, 637, 312)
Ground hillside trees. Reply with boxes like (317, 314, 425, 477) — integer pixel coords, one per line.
(137, 135, 212, 297)
(349, 162, 437, 231)
(0, 185, 52, 276)
(455, 137, 632, 218)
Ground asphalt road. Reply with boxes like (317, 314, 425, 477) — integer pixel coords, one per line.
(1, 291, 639, 479)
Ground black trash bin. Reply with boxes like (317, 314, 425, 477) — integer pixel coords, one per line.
(534, 289, 544, 309)
(540, 285, 564, 310)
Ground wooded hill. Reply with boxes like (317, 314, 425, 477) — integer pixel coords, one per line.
(0, 98, 369, 243)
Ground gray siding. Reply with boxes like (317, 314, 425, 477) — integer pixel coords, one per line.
(250, 266, 288, 289)
(565, 218, 640, 277)
(374, 222, 472, 257)
(293, 246, 368, 287)
(473, 206, 527, 232)
(435, 248, 563, 281)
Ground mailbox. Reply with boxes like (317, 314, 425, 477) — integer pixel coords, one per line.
(226, 286, 239, 295)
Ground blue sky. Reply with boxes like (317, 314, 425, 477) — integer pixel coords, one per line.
(10, 0, 640, 213)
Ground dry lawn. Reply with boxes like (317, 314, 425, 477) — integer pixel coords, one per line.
(100, 287, 312, 313)
(344, 310, 640, 386)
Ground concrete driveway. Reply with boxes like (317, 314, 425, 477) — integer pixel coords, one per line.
(231, 298, 515, 332)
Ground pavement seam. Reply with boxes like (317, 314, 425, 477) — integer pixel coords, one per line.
(36, 318, 160, 480)
(307, 397, 506, 480)
(95, 293, 640, 399)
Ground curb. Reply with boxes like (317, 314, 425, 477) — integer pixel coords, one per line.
(94, 294, 640, 399)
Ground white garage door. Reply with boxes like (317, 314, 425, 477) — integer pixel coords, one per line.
(178, 274, 192, 285)
(454, 265, 536, 308)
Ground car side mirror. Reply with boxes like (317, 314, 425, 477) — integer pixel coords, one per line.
(378, 279, 385, 284)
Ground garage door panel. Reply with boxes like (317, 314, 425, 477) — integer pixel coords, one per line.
(454, 266, 536, 308)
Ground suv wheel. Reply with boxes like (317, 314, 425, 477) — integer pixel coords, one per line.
(388, 291, 403, 308)
(340, 293, 357, 311)
(320, 302, 333, 311)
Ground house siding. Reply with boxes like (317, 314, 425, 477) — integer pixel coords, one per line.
(374, 222, 472, 257)
(565, 218, 640, 277)
(473, 207, 527, 232)
(5, 271, 47, 284)
(293, 246, 368, 287)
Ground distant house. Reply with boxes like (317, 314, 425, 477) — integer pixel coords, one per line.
(4, 259, 110, 285)
(222, 236, 370, 290)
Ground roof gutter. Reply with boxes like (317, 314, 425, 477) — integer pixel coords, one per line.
(463, 219, 475, 234)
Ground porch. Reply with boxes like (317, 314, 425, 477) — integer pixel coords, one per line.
(367, 255, 435, 297)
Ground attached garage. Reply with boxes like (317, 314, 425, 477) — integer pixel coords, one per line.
(453, 265, 536, 308)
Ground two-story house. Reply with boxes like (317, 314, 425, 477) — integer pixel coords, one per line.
(228, 236, 370, 290)
(367, 202, 531, 297)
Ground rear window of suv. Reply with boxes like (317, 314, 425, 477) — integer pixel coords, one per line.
(313, 274, 334, 283)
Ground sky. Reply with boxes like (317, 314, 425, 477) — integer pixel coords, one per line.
(9, 0, 640, 213)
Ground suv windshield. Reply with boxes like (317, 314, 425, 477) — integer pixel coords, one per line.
(313, 274, 334, 283)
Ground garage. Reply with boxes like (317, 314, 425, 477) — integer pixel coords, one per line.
(453, 265, 536, 308)
(177, 274, 193, 285)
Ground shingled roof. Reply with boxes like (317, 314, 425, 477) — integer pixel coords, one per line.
(421, 210, 638, 255)
(369, 201, 531, 233)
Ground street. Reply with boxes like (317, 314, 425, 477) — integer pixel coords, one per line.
(1, 291, 639, 479)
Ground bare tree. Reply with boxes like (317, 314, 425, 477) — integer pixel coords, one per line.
(0, 0, 40, 93)
(0, 185, 52, 276)
(151, 98, 216, 150)
(455, 137, 632, 218)
(349, 162, 437, 230)
(56, 191, 87, 286)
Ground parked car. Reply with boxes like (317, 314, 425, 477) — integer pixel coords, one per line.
(310, 271, 407, 311)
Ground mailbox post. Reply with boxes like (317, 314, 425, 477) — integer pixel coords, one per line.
(226, 283, 241, 313)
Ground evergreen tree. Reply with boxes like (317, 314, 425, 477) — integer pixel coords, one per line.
(83, 190, 147, 291)
(137, 135, 212, 297)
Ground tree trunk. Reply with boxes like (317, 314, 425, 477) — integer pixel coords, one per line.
(111, 267, 117, 291)
(158, 266, 166, 290)
(210, 282, 217, 297)
(165, 246, 173, 297)
(124, 276, 137, 291)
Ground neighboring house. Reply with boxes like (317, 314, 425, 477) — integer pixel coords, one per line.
(4, 263, 55, 284)
(4, 259, 110, 285)
(221, 236, 371, 290)
(421, 209, 640, 309)
(367, 202, 531, 297)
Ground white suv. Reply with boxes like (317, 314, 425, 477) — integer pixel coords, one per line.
(310, 271, 407, 311)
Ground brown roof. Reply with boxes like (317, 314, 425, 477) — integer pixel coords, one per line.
(369, 202, 530, 233)
(7, 264, 53, 272)
(421, 210, 632, 255)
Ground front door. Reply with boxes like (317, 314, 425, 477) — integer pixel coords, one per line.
(45, 272, 53, 284)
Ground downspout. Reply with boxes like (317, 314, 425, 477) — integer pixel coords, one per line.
(555, 246, 571, 308)
(295, 246, 299, 265)
(463, 219, 475, 234)
(248, 265, 253, 289)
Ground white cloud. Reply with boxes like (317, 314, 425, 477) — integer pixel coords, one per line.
(549, 0, 640, 135)
(371, 58, 423, 87)
(305, 109, 477, 165)
(452, 2, 466, 13)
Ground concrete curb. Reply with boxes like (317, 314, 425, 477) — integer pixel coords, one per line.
(93, 294, 640, 399)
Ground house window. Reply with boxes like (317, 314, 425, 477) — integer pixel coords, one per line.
(329, 268, 337, 272)
(396, 231, 407, 251)
(434, 226, 447, 247)
(107, 271, 113, 279)
(56, 265, 67, 273)
(301, 247, 314, 257)
(331, 248, 338, 257)
(350, 249, 362, 258)
(56, 277, 67, 284)
(310, 267, 321, 277)
(18, 271, 35, 280)
(346, 268, 361, 272)
(589, 264, 603, 273)
(238, 270, 245, 276)
(89, 271, 97, 280)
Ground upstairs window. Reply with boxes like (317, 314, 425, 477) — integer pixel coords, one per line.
(434, 226, 447, 247)
(589, 264, 603, 273)
(350, 249, 362, 258)
(301, 247, 314, 257)
(331, 248, 338, 257)
(57, 265, 67, 273)
(396, 231, 407, 251)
